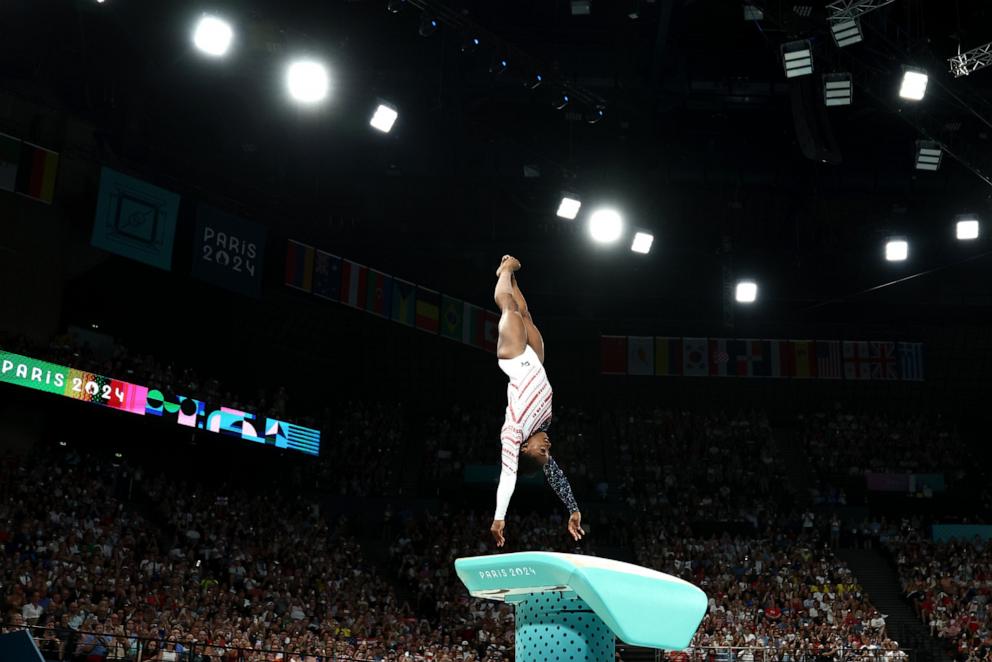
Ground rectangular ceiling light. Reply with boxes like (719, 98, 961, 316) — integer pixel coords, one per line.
(782, 40, 814, 78)
(557, 195, 581, 220)
(899, 67, 929, 100)
(915, 140, 942, 171)
(956, 216, 980, 240)
(571, 1, 591, 15)
(831, 19, 862, 47)
(370, 104, 398, 133)
(823, 73, 853, 106)
(743, 3, 764, 20)
(631, 232, 654, 254)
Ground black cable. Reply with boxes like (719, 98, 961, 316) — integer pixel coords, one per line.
(802, 249, 992, 312)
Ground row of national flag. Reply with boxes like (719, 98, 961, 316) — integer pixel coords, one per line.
(285, 240, 500, 353)
(602, 336, 924, 381)
(0, 132, 59, 205)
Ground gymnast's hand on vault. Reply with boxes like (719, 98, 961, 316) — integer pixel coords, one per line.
(568, 511, 585, 542)
(491, 519, 506, 548)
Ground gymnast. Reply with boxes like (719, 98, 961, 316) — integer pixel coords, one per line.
(490, 255, 584, 548)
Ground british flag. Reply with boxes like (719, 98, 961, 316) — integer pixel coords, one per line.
(869, 341, 899, 380)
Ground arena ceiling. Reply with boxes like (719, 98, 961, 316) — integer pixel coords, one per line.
(5, 0, 992, 328)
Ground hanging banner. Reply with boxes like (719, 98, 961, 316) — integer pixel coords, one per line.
(91, 167, 180, 270)
(192, 204, 267, 297)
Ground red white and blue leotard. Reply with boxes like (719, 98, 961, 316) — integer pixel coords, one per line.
(494, 345, 578, 520)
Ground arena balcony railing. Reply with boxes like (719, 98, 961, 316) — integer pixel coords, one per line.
(0, 623, 386, 662)
(621, 646, 916, 662)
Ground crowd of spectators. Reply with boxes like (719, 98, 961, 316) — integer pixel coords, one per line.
(798, 410, 967, 488)
(605, 409, 785, 526)
(635, 523, 905, 661)
(888, 529, 992, 661)
(314, 400, 406, 498)
(0, 445, 492, 661)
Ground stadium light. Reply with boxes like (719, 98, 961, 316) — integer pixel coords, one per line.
(885, 238, 908, 262)
(370, 104, 398, 133)
(899, 67, 928, 100)
(386, 0, 406, 13)
(571, 1, 592, 16)
(735, 280, 758, 303)
(830, 19, 862, 47)
(915, 140, 942, 171)
(193, 14, 234, 57)
(286, 60, 329, 104)
(743, 3, 764, 20)
(782, 40, 814, 78)
(525, 71, 544, 89)
(956, 216, 980, 240)
(418, 14, 439, 37)
(490, 54, 510, 75)
(631, 232, 654, 254)
(556, 195, 581, 220)
(588, 209, 623, 243)
(823, 73, 853, 106)
(584, 105, 606, 124)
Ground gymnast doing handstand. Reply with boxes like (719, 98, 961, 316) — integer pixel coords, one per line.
(489, 255, 583, 548)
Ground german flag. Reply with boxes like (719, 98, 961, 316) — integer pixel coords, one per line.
(16, 141, 59, 204)
(415, 287, 440, 334)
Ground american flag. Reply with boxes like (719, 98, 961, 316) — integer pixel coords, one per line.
(816, 341, 842, 379)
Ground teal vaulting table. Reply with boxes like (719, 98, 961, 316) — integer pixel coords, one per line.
(454, 552, 707, 662)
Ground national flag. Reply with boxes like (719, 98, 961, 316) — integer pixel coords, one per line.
(601, 336, 627, 375)
(736, 339, 771, 377)
(312, 251, 341, 301)
(415, 287, 440, 334)
(391, 278, 416, 327)
(462, 302, 485, 349)
(770, 340, 795, 378)
(710, 338, 741, 377)
(284, 240, 315, 292)
(655, 337, 683, 376)
(440, 295, 464, 341)
(869, 341, 898, 380)
(15, 141, 59, 204)
(843, 341, 871, 380)
(683, 337, 709, 377)
(817, 340, 843, 380)
(482, 310, 499, 353)
(627, 336, 654, 376)
(365, 269, 392, 317)
(0, 133, 20, 192)
(793, 340, 817, 378)
(341, 260, 369, 309)
(898, 342, 924, 381)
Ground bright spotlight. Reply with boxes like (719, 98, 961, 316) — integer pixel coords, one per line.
(286, 60, 329, 104)
(956, 217, 980, 240)
(631, 232, 654, 254)
(370, 104, 398, 133)
(418, 14, 439, 37)
(885, 238, 908, 262)
(589, 209, 623, 243)
(525, 72, 544, 89)
(556, 196, 581, 220)
(735, 280, 758, 303)
(899, 67, 928, 100)
(193, 15, 234, 57)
